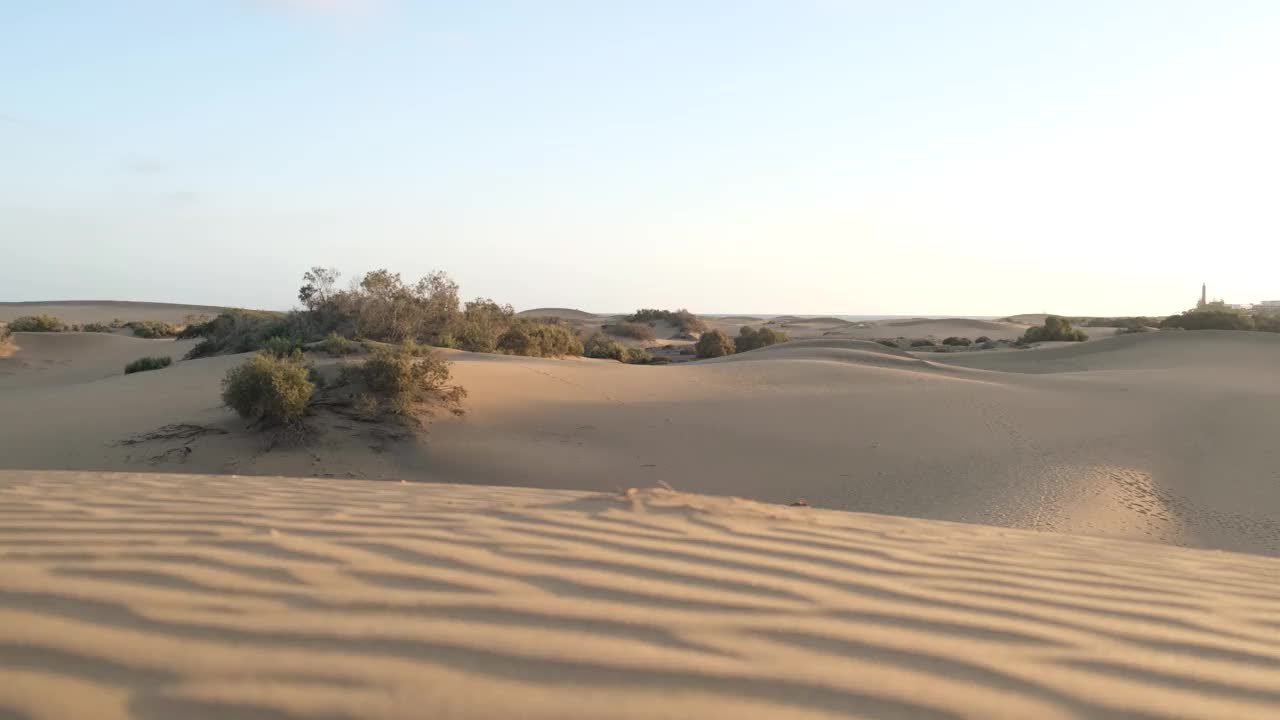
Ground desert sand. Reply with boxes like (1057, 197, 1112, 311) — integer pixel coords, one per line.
(0, 300, 226, 326)
(3, 471, 1280, 719)
(3, 304, 1280, 717)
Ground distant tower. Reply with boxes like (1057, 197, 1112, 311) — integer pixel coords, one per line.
(1199, 282, 1207, 308)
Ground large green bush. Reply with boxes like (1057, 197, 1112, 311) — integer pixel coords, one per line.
(221, 351, 315, 427)
(454, 298, 515, 353)
(340, 343, 465, 418)
(735, 326, 788, 352)
(584, 332, 626, 360)
(495, 319, 584, 357)
(695, 329, 735, 358)
(626, 308, 706, 335)
(124, 356, 172, 374)
(9, 315, 63, 332)
(181, 309, 291, 358)
(1020, 316, 1088, 343)
(604, 321, 657, 341)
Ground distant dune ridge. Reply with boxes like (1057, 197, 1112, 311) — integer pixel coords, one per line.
(4, 300, 1280, 717)
(1, 471, 1279, 719)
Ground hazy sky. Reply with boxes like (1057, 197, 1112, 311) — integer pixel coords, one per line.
(3, 1, 1278, 315)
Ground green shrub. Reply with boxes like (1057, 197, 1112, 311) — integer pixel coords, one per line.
(1020, 316, 1088, 343)
(910, 339, 936, 347)
(221, 351, 315, 427)
(974, 336, 992, 344)
(695, 329, 735, 358)
(340, 343, 465, 418)
(496, 319, 584, 357)
(1, 325, 13, 349)
(735, 326, 789, 352)
(9, 315, 63, 332)
(584, 332, 626, 361)
(1161, 309, 1254, 332)
(455, 298, 515, 353)
(323, 332, 357, 356)
(623, 347, 654, 364)
(124, 356, 172, 374)
(942, 336, 972, 346)
(82, 322, 113, 333)
(625, 308, 706, 335)
(604, 321, 657, 341)
(127, 320, 179, 339)
(181, 309, 290, 358)
(261, 335, 303, 358)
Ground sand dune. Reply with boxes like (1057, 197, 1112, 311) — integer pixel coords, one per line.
(0, 301, 226, 325)
(515, 308, 601, 320)
(1, 471, 1279, 720)
(2, 331, 1279, 557)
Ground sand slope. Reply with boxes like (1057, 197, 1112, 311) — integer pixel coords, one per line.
(2, 333, 1279, 557)
(1, 471, 1279, 719)
(0, 301, 226, 325)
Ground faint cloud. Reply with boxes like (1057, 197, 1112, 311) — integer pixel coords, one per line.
(261, 0, 385, 13)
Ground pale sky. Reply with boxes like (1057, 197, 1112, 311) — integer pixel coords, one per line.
(3, 1, 1278, 316)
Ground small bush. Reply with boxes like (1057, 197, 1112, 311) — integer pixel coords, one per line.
(323, 332, 357, 356)
(735, 325, 789, 352)
(496, 319, 584, 357)
(875, 339, 899, 348)
(695, 329, 735, 359)
(584, 332, 626, 361)
(127, 320, 179, 339)
(124, 356, 172, 374)
(82, 322, 113, 333)
(942, 336, 972, 346)
(623, 347, 653, 364)
(221, 351, 315, 427)
(974, 336, 992, 344)
(604, 321, 657, 341)
(9, 315, 63, 332)
(910, 339, 936, 347)
(1020, 316, 1088, 343)
(626, 308, 706, 335)
(261, 335, 303, 358)
(1, 325, 13, 349)
(341, 343, 465, 418)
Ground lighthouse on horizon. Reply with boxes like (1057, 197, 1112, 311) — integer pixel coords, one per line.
(1198, 282, 1207, 308)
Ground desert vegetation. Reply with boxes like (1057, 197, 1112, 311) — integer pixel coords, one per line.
(1020, 316, 1088, 343)
(495, 318, 583, 357)
(910, 339, 936, 348)
(8, 315, 64, 332)
(126, 320, 180, 339)
(221, 351, 315, 428)
(603, 321, 657, 341)
(322, 332, 357, 356)
(942, 336, 972, 347)
(734, 326, 789, 352)
(695, 329, 735, 359)
(1161, 308, 1280, 332)
(124, 356, 173, 374)
(626, 308, 706, 336)
(81, 322, 113, 333)
(338, 344, 466, 420)
(875, 339, 900, 348)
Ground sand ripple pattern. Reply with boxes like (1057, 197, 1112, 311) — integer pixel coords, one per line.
(2, 471, 1280, 719)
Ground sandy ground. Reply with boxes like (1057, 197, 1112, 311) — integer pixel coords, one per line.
(3, 327, 1277, 556)
(2, 472, 1280, 719)
(0, 301, 227, 326)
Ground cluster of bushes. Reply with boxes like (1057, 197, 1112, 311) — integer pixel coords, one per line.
(124, 356, 172, 374)
(221, 342, 465, 429)
(734, 326, 789, 352)
(910, 339, 936, 348)
(1020, 316, 1088, 343)
(603, 321, 657, 341)
(626, 308, 706, 336)
(942, 336, 972, 347)
(695, 329, 736, 358)
(494, 318, 583, 357)
(126, 320, 180, 339)
(81, 322, 114, 333)
(8, 315, 64, 332)
(584, 332, 654, 364)
(1160, 309, 1280, 332)
(179, 309, 293, 358)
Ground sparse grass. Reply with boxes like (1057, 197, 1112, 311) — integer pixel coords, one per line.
(221, 351, 315, 427)
(8, 315, 63, 332)
(124, 356, 173, 374)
